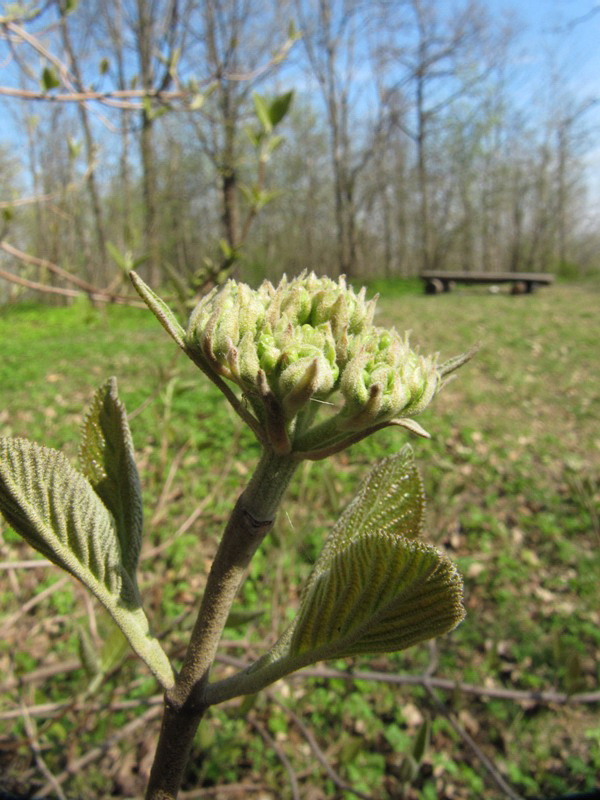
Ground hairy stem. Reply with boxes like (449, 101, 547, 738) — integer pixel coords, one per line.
(145, 447, 298, 800)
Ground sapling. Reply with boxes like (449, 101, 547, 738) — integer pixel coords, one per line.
(0, 272, 471, 799)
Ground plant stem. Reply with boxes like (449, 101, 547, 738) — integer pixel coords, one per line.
(145, 447, 298, 800)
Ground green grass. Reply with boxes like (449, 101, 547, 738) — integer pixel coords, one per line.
(1, 282, 599, 799)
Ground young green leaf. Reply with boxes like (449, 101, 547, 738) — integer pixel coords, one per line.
(79, 377, 143, 578)
(106, 241, 128, 271)
(268, 90, 294, 128)
(412, 718, 431, 763)
(252, 92, 272, 133)
(244, 126, 264, 149)
(41, 66, 60, 91)
(205, 449, 463, 705)
(77, 626, 102, 679)
(265, 134, 285, 157)
(206, 533, 464, 705)
(302, 446, 425, 598)
(0, 438, 128, 596)
(290, 449, 462, 658)
(0, 438, 174, 689)
(225, 607, 265, 628)
(129, 270, 186, 348)
(189, 93, 205, 111)
(289, 532, 464, 658)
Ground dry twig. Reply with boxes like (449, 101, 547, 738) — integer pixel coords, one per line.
(274, 696, 374, 800)
(33, 705, 162, 798)
(249, 715, 301, 800)
(423, 682, 524, 800)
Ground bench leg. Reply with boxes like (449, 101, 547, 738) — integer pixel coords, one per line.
(425, 279, 444, 294)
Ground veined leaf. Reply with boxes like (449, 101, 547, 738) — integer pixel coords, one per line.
(293, 448, 462, 658)
(205, 449, 464, 705)
(77, 626, 102, 678)
(0, 438, 174, 689)
(225, 607, 265, 628)
(206, 533, 464, 705)
(290, 532, 464, 658)
(0, 438, 130, 598)
(79, 378, 143, 578)
(303, 446, 424, 597)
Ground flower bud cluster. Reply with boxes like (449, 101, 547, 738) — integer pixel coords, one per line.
(184, 272, 460, 457)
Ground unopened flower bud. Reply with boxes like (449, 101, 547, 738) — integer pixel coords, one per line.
(172, 271, 470, 457)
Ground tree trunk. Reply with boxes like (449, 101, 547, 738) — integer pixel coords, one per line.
(59, 5, 109, 285)
(136, 0, 160, 285)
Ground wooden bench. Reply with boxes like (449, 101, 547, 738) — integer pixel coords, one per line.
(420, 271, 554, 295)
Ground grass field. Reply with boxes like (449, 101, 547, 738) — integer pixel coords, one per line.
(1, 280, 599, 800)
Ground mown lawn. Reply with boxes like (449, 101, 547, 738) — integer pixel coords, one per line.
(1, 280, 599, 800)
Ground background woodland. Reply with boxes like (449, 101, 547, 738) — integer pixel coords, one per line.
(0, 0, 599, 304)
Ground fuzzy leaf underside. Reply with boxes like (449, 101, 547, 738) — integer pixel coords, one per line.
(0, 437, 133, 602)
(79, 378, 143, 577)
(290, 532, 464, 659)
(303, 446, 425, 598)
(0, 438, 175, 688)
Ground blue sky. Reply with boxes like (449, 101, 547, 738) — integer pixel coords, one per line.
(497, 0, 600, 92)
(477, 0, 600, 202)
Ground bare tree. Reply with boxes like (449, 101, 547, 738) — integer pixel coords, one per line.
(183, 0, 295, 278)
(56, 0, 110, 283)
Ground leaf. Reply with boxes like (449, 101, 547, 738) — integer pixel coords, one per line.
(254, 189, 282, 210)
(218, 238, 234, 260)
(302, 446, 425, 598)
(225, 607, 265, 628)
(244, 126, 264, 149)
(41, 66, 60, 91)
(0, 438, 175, 688)
(412, 718, 431, 763)
(79, 378, 143, 578)
(67, 137, 81, 160)
(204, 449, 464, 705)
(189, 93, 205, 111)
(289, 532, 464, 659)
(129, 270, 186, 349)
(77, 626, 101, 678)
(268, 90, 294, 128)
(265, 134, 285, 156)
(168, 46, 181, 78)
(390, 417, 431, 439)
(439, 347, 477, 380)
(289, 448, 462, 659)
(0, 438, 127, 597)
(252, 92, 272, 134)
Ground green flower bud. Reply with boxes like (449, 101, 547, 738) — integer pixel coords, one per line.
(186, 280, 266, 379)
(174, 271, 470, 457)
(339, 329, 438, 430)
